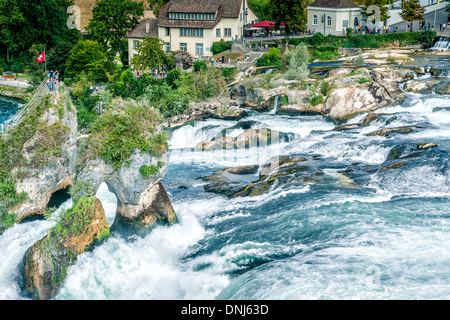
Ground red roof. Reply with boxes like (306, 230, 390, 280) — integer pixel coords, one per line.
(251, 20, 285, 28)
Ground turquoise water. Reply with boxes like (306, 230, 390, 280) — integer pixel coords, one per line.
(0, 80, 449, 300)
(0, 95, 23, 129)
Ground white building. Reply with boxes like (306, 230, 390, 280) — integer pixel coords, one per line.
(127, 0, 258, 64)
(306, 0, 362, 35)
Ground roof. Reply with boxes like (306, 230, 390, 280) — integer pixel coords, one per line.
(307, 0, 360, 8)
(127, 18, 159, 38)
(158, 0, 243, 29)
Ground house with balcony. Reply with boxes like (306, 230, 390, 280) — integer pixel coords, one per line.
(306, 0, 362, 35)
(127, 0, 258, 63)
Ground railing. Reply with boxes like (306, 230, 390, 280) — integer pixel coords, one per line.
(0, 79, 49, 134)
(12, 79, 48, 125)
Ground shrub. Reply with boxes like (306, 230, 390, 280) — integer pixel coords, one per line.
(211, 41, 232, 55)
(354, 54, 365, 68)
(285, 44, 310, 80)
(193, 60, 208, 72)
(255, 48, 282, 67)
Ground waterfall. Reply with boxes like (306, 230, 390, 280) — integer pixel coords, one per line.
(430, 37, 450, 51)
(269, 95, 280, 115)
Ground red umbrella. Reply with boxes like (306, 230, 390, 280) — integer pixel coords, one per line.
(251, 20, 285, 28)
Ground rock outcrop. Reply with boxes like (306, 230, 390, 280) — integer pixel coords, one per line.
(196, 128, 293, 150)
(21, 196, 110, 300)
(1, 88, 78, 229)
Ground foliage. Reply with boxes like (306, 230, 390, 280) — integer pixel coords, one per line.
(211, 41, 232, 55)
(85, 0, 144, 65)
(354, 54, 365, 67)
(355, 0, 391, 23)
(269, 0, 308, 33)
(248, 0, 272, 21)
(86, 99, 167, 169)
(147, 0, 170, 17)
(131, 37, 168, 71)
(193, 60, 208, 72)
(256, 48, 282, 67)
(165, 69, 182, 88)
(285, 44, 309, 80)
(0, 0, 80, 55)
(112, 70, 156, 98)
(399, 0, 425, 31)
(139, 161, 165, 179)
(65, 40, 110, 82)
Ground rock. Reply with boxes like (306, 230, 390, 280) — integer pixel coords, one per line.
(434, 81, 450, 95)
(3, 88, 78, 228)
(203, 155, 328, 198)
(404, 80, 434, 94)
(196, 128, 293, 150)
(367, 126, 419, 137)
(333, 123, 359, 131)
(214, 164, 260, 175)
(21, 197, 110, 300)
(75, 148, 177, 236)
(387, 142, 437, 160)
(379, 161, 407, 172)
(432, 107, 450, 112)
(112, 181, 177, 235)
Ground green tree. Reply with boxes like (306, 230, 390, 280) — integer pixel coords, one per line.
(354, 0, 390, 24)
(248, 0, 272, 21)
(399, 0, 425, 31)
(131, 37, 167, 71)
(147, 0, 170, 17)
(0, 0, 80, 71)
(285, 44, 309, 80)
(65, 40, 110, 82)
(269, 0, 308, 34)
(86, 0, 144, 66)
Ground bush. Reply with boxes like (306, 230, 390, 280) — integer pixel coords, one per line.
(166, 69, 181, 88)
(193, 60, 208, 72)
(255, 48, 282, 67)
(354, 54, 365, 67)
(211, 41, 232, 55)
(285, 45, 309, 80)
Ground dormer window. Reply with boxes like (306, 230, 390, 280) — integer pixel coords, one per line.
(169, 12, 215, 20)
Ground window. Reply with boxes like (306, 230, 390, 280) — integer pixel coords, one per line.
(165, 42, 170, 52)
(354, 17, 359, 26)
(224, 28, 232, 37)
(133, 40, 140, 49)
(196, 43, 204, 56)
(313, 14, 318, 25)
(180, 43, 187, 51)
(342, 20, 348, 28)
(165, 27, 170, 36)
(216, 28, 221, 37)
(327, 16, 332, 26)
(180, 28, 203, 37)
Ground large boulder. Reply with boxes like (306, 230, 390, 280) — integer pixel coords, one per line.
(21, 196, 110, 300)
(196, 128, 293, 150)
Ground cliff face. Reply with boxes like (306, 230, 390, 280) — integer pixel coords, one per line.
(75, 147, 177, 235)
(4, 85, 178, 299)
(13, 89, 78, 220)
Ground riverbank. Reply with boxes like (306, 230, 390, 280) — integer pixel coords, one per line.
(0, 83, 32, 101)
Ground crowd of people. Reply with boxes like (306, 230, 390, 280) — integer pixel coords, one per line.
(46, 70, 59, 91)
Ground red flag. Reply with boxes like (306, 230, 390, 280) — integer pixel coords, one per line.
(37, 51, 45, 63)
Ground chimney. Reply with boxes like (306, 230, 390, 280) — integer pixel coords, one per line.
(146, 22, 150, 34)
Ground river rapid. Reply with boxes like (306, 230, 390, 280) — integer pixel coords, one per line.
(0, 66, 449, 300)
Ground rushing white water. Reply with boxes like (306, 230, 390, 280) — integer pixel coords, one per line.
(1, 73, 450, 300)
(430, 37, 450, 51)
